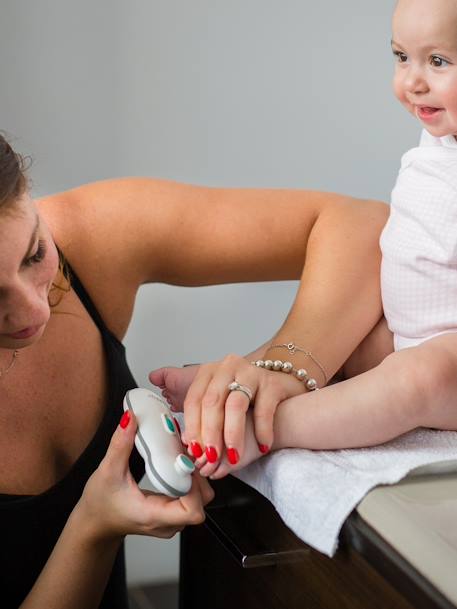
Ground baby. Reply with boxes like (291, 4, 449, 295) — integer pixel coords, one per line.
(151, 0, 457, 478)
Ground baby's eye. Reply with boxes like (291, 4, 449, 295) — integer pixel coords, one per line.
(393, 50, 408, 63)
(430, 55, 449, 67)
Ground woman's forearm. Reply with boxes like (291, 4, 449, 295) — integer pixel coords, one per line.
(20, 506, 122, 609)
(262, 198, 388, 384)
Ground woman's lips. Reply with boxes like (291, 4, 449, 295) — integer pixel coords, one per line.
(6, 326, 41, 340)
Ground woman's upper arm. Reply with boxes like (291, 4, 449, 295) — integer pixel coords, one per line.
(41, 176, 385, 288)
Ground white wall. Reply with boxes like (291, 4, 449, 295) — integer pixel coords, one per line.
(1, 0, 419, 585)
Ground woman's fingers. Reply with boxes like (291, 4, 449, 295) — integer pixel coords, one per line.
(145, 476, 208, 529)
(182, 365, 213, 457)
(221, 384, 253, 461)
(250, 388, 277, 453)
(118, 474, 210, 537)
(193, 472, 216, 506)
(199, 364, 238, 468)
(80, 411, 214, 542)
(182, 355, 300, 476)
(101, 410, 138, 478)
(199, 355, 258, 474)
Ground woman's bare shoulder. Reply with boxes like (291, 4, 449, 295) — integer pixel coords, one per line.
(37, 178, 163, 338)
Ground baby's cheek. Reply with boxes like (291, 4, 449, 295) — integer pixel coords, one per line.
(392, 77, 408, 109)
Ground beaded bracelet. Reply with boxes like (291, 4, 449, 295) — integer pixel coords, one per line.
(269, 342, 327, 386)
(250, 358, 319, 391)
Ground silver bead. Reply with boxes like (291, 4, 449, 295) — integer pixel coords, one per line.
(254, 360, 265, 367)
(295, 368, 308, 381)
(264, 359, 274, 370)
(273, 359, 283, 371)
(306, 378, 318, 391)
(281, 361, 293, 373)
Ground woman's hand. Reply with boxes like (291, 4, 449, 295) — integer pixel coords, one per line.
(151, 355, 306, 478)
(75, 411, 215, 544)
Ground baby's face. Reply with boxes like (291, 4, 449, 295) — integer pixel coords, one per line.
(392, 0, 457, 137)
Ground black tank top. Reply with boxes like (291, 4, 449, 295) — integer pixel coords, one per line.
(0, 263, 145, 608)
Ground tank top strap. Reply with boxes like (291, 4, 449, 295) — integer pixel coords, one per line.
(64, 257, 123, 347)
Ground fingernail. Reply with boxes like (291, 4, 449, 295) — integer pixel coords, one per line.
(227, 447, 239, 465)
(173, 417, 181, 436)
(258, 443, 270, 454)
(205, 445, 218, 463)
(190, 442, 203, 458)
(120, 411, 130, 429)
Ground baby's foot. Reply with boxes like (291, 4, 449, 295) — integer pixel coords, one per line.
(198, 410, 268, 480)
(149, 365, 199, 411)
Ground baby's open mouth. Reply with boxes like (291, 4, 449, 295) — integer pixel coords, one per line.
(417, 106, 443, 120)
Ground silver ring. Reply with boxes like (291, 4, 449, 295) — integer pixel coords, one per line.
(227, 381, 253, 402)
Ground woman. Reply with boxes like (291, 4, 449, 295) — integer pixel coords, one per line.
(0, 133, 387, 608)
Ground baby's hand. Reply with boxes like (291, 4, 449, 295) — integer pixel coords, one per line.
(149, 365, 200, 411)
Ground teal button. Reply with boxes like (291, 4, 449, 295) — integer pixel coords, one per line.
(178, 454, 195, 472)
(163, 414, 175, 434)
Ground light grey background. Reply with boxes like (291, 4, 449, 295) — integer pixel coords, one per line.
(1, 0, 419, 586)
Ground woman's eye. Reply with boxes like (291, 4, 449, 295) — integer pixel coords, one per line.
(430, 55, 449, 67)
(25, 240, 47, 266)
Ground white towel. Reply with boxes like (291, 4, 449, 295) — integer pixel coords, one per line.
(234, 428, 457, 557)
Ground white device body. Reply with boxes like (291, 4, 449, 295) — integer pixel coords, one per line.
(123, 388, 195, 497)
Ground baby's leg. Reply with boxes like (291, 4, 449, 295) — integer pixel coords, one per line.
(412, 333, 457, 431)
(149, 365, 199, 410)
(273, 333, 457, 450)
(196, 331, 457, 478)
(342, 316, 394, 379)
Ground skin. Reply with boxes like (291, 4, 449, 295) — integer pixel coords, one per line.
(0, 197, 59, 350)
(0, 190, 215, 608)
(392, 0, 457, 138)
(151, 195, 389, 474)
(152, 0, 457, 478)
(0, 177, 386, 607)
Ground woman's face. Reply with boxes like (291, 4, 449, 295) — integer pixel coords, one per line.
(0, 195, 59, 350)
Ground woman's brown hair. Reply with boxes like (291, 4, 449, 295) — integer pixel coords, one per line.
(0, 132, 29, 210)
(0, 132, 70, 305)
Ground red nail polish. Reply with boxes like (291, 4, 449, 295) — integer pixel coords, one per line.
(205, 445, 218, 463)
(258, 443, 270, 454)
(173, 417, 181, 436)
(227, 447, 239, 465)
(120, 411, 130, 429)
(190, 442, 203, 458)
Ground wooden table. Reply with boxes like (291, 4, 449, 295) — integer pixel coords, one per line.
(179, 476, 455, 609)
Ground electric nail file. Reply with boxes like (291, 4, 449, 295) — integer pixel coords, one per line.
(123, 388, 195, 497)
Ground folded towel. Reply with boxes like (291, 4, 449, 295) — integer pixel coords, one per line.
(234, 428, 457, 556)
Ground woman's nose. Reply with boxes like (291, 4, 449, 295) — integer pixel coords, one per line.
(3, 282, 49, 330)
